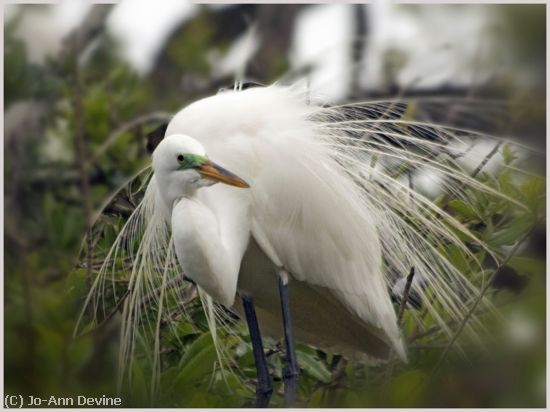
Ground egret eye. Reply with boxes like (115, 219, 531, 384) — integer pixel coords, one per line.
(177, 154, 185, 163)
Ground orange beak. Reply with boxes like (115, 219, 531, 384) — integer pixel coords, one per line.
(197, 160, 250, 188)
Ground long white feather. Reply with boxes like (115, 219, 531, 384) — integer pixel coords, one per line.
(78, 82, 531, 395)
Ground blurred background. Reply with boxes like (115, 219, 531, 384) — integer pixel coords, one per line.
(4, 1, 546, 407)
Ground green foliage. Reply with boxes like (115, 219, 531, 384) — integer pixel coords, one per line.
(5, 4, 546, 409)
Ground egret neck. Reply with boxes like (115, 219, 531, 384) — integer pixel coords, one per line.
(171, 196, 239, 307)
(151, 134, 251, 307)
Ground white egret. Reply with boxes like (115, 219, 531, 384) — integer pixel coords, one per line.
(79, 82, 528, 406)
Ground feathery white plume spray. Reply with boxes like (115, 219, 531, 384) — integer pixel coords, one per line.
(76, 80, 536, 396)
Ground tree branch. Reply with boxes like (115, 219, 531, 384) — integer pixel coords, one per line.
(89, 111, 172, 164)
(396, 267, 416, 325)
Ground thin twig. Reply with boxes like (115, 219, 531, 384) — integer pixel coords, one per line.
(440, 141, 502, 212)
(89, 112, 172, 164)
(407, 324, 442, 343)
(396, 267, 416, 325)
(407, 292, 523, 344)
(429, 229, 532, 375)
(408, 140, 504, 339)
(471, 141, 503, 179)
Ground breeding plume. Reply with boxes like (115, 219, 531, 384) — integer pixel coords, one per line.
(79, 83, 524, 406)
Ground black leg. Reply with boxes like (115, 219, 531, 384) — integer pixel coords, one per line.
(278, 273, 299, 406)
(242, 295, 272, 408)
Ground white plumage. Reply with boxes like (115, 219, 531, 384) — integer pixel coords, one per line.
(80, 82, 514, 390)
(157, 85, 406, 361)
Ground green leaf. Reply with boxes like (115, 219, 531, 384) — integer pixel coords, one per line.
(441, 244, 469, 274)
(187, 391, 211, 407)
(130, 361, 148, 405)
(177, 331, 212, 368)
(448, 199, 478, 220)
(297, 351, 331, 383)
(387, 370, 426, 407)
(160, 366, 179, 386)
(175, 322, 195, 337)
(520, 176, 545, 212)
(501, 144, 517, 165)
(488, 215, 534, 247)
(509, 256, 545, 276)
(173, 332, 217, 389)
(307, 388, 326, 407)
(498, 169, 520, 199)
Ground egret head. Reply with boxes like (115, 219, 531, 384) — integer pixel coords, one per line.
(152, 134, 249, 201)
